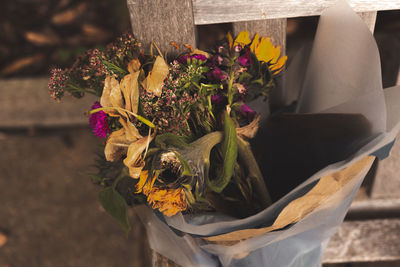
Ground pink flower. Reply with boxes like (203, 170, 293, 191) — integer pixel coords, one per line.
(89, 101, 110, 138)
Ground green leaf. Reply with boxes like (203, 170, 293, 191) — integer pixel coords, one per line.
(173, 151, 193, 177)
(98, 187, 131, 235)
(155, 133, 193, 149)
(208, 111, 238, 193)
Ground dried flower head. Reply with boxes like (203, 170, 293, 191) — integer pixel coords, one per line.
(48, 68, 69, 101)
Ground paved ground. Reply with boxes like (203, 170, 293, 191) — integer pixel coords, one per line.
(0, 128, 150, 267)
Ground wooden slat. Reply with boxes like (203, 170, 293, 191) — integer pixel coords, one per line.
(371, 137, 400, 199)
(193, 0, 400, 25)
(0, 78, 97, 128)
(126, 0, 196, 53)
(152, 251, 180, 267)
(323, 219, 400, 263)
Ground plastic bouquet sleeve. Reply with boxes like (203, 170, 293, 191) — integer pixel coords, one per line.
(134, 2, 400, 267)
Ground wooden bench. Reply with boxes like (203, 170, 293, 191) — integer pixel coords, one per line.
(125, 0, 400, 266)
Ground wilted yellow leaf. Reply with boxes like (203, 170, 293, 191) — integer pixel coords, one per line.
(123, 134, 154, 178)
(104, 128, 131, 162)
(119, 117, 142, 141)
(120, 71, 140, 114)
(127, 59, 141, 74)
(236, 115, 260, 139)
(142, 56, 169, 97)
(101, 76, 124, 117)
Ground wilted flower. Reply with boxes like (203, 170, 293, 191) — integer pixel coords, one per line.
(137, 170, 187, 216)
(89, 101, 110, 138)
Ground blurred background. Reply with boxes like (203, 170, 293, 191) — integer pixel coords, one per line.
(0, 0, 399, 266)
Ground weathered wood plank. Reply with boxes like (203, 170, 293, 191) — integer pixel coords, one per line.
(193, 0, 400, 25)
(371, 137, 400, 199)
(126, 0, 196, 53)
(0, 78, 97, 128)
(152, 251, 180, 267)
(323, 219, 400, 263)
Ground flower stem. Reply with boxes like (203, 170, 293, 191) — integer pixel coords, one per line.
(237, 136, 272, 208)
(89, 107, 155, 128)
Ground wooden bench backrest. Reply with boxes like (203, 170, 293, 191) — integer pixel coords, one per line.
(127, 0, 400, 53)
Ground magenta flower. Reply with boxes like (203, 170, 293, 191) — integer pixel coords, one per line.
(240, 104, 255, 121)
(211, 94, 227, 106)
(206, 67, 228, 81)
(89, 101, 110, 138)
(177, 54, 207, 64)
(237, 49, 252, 67)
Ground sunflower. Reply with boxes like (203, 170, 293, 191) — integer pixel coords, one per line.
(229, 31, 287, 74)
(137, 170, 188, 216)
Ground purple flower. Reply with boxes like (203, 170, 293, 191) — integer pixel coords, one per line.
(237, 49, 252, 67)
(206, 67, 228, 81)
(211, 94, 227, 106)
(177, 54, 207, 64)
(240, 104, 255, 121)
(89, 101, 110, 138)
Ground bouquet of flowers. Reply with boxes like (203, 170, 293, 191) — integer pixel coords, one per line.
(49, 2, 400, 266)
(49, 28, 287, 226)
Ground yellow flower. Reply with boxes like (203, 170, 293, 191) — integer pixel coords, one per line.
(232, 31, 287, 74)
(137, 171, 187, 216)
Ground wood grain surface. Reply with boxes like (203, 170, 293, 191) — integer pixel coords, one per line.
(193, 0, 400, 24)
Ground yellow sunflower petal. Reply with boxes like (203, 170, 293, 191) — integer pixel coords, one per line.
(270, 46, 281, 64)
(250, 33, 260, 53)
(234, 31, 251, 47)
(256, 37, 274, 63)
(227, 32, 233, 49)
(271, 55, 288, 74)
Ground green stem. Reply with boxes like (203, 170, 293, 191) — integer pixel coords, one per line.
(68, 83, 96, 95)
(237, 136, 272, 208)
(89, 107, 155, 128)
(227, 65, 235, 106)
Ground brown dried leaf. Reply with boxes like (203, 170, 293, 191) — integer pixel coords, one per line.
(236, 115, 260, 139)
(104, 128, 130, 162)
(119, 117, 142, 141)
(82, 24, 111, 43)
(25, 31, 60, 46)
(1, 54, 44, 76)
(51, 2, 87, 25)
(203, 156, 375, 245)
(0, 231, 7, 248)
(127, 59, 141, 74)
(123, 134, 154, 178)
(120, 71, 140, 114)
(100, 76, 123, 117)
(142, 56, 169, 97)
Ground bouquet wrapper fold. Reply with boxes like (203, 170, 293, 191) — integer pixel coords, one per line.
(135, 1, 400, 266)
